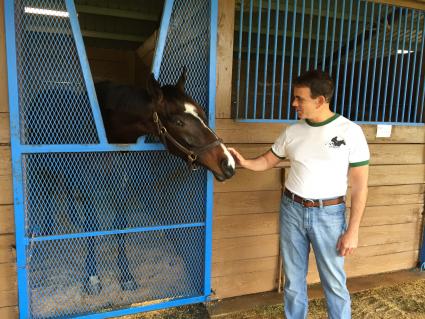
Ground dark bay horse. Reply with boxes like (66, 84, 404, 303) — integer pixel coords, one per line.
(95, 69, 235, 181)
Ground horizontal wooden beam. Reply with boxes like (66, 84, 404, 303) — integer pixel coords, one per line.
(76, 5, 158, 22)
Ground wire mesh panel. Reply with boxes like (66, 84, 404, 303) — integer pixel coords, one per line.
(233, 0, 425, 125)
(6, 0, 216, 318)
(14, 0, 98, 144)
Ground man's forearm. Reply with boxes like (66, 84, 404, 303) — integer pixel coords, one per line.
(242, 156, 271, 171)
(347, 187, 368, 233)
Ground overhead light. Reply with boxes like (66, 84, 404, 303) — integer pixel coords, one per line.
(24, 7, 69, 18)
(397, 49, 414, 54)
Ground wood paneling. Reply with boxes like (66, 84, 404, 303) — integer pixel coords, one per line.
(0, 306, 18, 319)
(212, 269, 279, 300)
(0, 205, 14, 235)
(214, 168, 282, 192)
(368, 164, 425, 186)
(0, 0, 7, 114)
(217, 119, 425, 144)
(213, 212, 279, 239)
(0, 175, 13, 205)
(86, 47, 135, 85)
(214, 190, 281, 216)
(0, 234, 15, 264)
(212, 256, 278, 277)
(358, 222, 422, 247)
(213, 234, 280, 263)
(0, 113, 10, 144)
(356, 204, 423, 226)
(0, 263, 17, 293)
(347, 184, 425, 207)
(216, 0, 235, 119)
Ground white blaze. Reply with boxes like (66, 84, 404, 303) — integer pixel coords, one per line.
(184, 103, 235, 169)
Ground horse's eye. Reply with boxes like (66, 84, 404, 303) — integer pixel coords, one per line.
(176, 120, 184, 127)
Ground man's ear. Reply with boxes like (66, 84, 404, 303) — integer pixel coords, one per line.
(316, 95, 326, 108)
(146, 73, 163, 103)
(176, 67, 187, 93)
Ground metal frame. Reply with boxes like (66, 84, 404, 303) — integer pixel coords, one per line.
(4, 0, 218, 317)
(233, 0, 425, 126)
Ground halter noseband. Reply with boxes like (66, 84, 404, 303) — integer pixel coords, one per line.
(153, 112, 222, 170)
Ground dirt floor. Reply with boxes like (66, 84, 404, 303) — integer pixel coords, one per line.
(120, 278, 425, 319)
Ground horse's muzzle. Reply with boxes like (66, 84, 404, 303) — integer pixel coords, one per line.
(221, 159, 235, 179)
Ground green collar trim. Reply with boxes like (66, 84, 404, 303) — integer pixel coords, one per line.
(306, 113, 340, 127)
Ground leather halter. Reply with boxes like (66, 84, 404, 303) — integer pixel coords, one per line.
(153, 112, 223, 170)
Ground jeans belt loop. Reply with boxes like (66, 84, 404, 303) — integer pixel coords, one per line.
(319, 199, 323, 208)
(291, 193, 295, 202)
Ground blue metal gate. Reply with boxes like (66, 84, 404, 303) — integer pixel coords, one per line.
(5, 0, 217, 318)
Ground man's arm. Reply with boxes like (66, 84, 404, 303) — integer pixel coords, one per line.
(228, 148, 281, 171)
(337, 165, 369, 256)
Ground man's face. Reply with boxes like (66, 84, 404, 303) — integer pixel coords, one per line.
(292, 86, 319, 119)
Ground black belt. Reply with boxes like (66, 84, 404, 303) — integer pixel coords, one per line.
(284, 189, 345, 208)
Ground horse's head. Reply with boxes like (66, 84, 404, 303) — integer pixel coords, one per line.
(146, 69, 235, 181)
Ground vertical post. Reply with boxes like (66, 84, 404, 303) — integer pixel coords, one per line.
(4, 1, 30, 318)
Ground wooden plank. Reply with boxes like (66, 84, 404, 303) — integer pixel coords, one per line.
(358, 222, 422, 247)
(0, 234, 15, 264)
(0, 0, 8, 114)
(356, 204, 423, 226)
(0, 263, 17, 292)
(0, 175, 13, 205)
(214, 185, 424, 217)
(0, 113, 10, 144)
(212, 269, 278, 300)
(213, 234, 279, 263)
(214, 168, 281, 193)
(213, 212, 279, 239)
(214, 190, 281, 216)
(347, 184, 425, 207)
(212, 256, 278, 277)
(216, 0, 235, 119)
(0, 205, 14, 235)
(0, 306, 18, 319)
(217, 119, 425, 144)
(369, 144, 425, 165)
(368, 164, 425, 186)
(0, 146, 11, 177)
(0, 290, 18, 309)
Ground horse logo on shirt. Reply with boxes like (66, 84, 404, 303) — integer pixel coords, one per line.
(328, 136, 346, 148)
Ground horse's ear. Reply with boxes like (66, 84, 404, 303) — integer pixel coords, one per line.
(176, 67, 187, 93)
(146, 73, 163, 103)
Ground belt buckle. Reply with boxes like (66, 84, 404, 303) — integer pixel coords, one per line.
(302, 198, 315, 207)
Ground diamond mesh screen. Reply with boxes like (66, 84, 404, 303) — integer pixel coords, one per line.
(15, 0, 99, 144)
(158, 0, 210, 112)
(23, 152, 206, 237)
(28, 228, 205, 318)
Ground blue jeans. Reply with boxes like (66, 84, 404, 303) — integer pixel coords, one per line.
(280, 195, 351, 319)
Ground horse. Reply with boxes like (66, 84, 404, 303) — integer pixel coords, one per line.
(95, 68, 235, 181)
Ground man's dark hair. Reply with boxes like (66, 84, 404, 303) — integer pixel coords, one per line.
(293, 70, 334, 103)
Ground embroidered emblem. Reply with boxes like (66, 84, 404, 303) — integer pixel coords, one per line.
(328, 136, 346, 148)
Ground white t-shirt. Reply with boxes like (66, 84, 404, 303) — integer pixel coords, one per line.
(271, 114, 370, 199)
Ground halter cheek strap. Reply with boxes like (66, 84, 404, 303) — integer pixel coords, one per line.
(153, 112, 222, 170)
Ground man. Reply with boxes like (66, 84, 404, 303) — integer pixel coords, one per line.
(229, 70, 369, 319)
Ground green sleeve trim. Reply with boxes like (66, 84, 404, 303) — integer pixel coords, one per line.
(270, 148, 286, 160)
(349, 160, 369, 167)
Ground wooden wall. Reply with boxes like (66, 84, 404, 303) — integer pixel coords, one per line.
(211, 0, 425, 300)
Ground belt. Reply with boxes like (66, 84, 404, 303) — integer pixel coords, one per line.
(284, 189, 345, 208)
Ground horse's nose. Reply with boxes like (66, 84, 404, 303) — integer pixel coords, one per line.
(221, 159, 235, 179)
